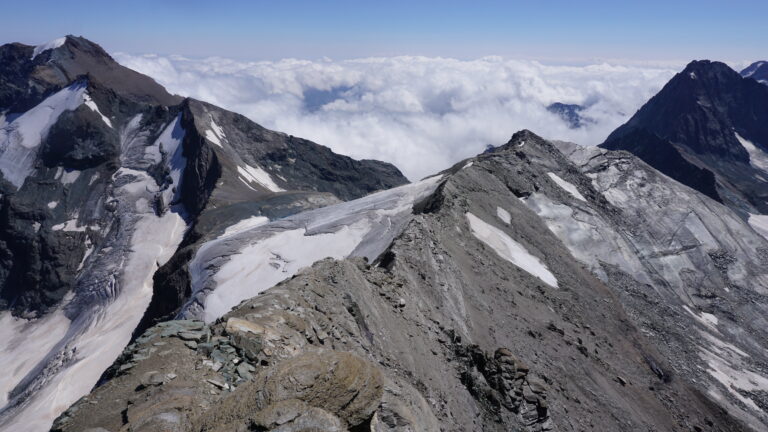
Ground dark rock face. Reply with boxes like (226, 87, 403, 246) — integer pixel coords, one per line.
(602, 128, 721, 201)
(602, 60, 768, 213)
(741, 61, 768, 85)
(41, 107, 119, 169)
(546, 102, 592, 129)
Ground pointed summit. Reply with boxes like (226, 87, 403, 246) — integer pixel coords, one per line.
(602, 59, 768, 213)
(1, 35, 181, 109)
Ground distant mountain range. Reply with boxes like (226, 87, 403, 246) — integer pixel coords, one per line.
(1, 36, 768, 432)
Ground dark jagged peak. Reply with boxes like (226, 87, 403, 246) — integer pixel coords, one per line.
(601, 59, 768, 213)
(44, 35, 182, 106)
(606, 59, 768, 158)
(0, 35, 181, 110)
(741, 60, 768, 84)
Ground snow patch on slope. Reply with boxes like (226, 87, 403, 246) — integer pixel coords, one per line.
(701, 346, 768, 413)
(204, 116, 226, 148)
(221, 216, 269, 238)
(466, 212, 558, 288)
(547, 172, 586, 201)
(31, 37, 66, 59)
(204, 220, 371, 321)
(496, 206, 511, 224)
(748, 213, 768, 240)
(60, 169, 80, 185)
(237, 163, 284, 192)
(155, 115, 187, 206)
(0, 82, 86, 188)
(735, 132, 768, 173)
(0, 309, 71, 407)
(83, 92, 112, 128)
(52, 219, 88, 232)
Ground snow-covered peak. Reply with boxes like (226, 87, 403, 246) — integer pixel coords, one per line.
(31, 37, 67, 60)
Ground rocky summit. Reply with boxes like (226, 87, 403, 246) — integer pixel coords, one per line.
(1, 36, 768, 432)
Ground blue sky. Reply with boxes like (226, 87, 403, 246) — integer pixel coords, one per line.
(1, 0, 766, 62)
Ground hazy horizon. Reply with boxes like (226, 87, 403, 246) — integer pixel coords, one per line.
(1, 0, 766, 64)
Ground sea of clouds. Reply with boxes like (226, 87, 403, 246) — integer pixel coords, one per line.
(115, 53, 679, 180)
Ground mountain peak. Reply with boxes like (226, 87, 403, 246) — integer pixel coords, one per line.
(0, 35, 181, 108)
(602, 58, 768, 213)
(507, 129, 544, 145)
(678, 59, 740, 81)
(741, 60, 768, 85)
(30, 36, 68, 59)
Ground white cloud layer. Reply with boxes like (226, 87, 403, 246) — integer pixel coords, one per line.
(115, 53, 678, 180)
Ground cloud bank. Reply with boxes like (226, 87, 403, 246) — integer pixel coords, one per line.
(115, 53, 678, 180)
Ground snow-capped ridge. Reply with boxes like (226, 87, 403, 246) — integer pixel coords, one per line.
(31, 37, 67, 59)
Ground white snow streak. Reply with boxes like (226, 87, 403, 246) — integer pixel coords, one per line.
(221, 216, 269, 238)
(192, 175, 443, 322)
(496, 206, 511, 224)
(31, 37, 66, 59)
(237, 163, 284, 192)
(735, 132, 768, 173)
(466, 212, 558, 287)
(83, 92, 112, 128)
(60, 169, 80, 185)
(205, 116, 226, 148)
(547, 172, 586, 201)
(52, 219, 88, 232)
(748, 213, 768, 241)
